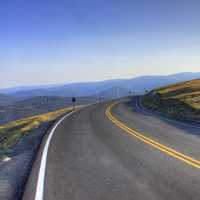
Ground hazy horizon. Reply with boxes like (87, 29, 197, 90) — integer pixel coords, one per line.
(0, 71, 200, 90)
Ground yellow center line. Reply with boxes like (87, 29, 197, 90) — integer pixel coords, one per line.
(105, 101, 200, 169)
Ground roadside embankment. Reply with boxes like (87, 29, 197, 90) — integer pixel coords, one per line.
(142, 79, 200, 122)
(0, 107, 73, 200)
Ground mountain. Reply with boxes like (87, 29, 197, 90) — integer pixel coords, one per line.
(0, 84, 63, 94)
(1, 72, 200, 100)
(0, 94, 17, 106)
(3, 80, 126, 100)
(97, 86, 130, 100)
(118, 72, 200, 93)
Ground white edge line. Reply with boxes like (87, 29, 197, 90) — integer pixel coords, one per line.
(34, 109, 77, 200)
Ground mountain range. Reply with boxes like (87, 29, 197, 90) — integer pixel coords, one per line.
(0, 72, 200, 104)
(0, 72, 200, 125)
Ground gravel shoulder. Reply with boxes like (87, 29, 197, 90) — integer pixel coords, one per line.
(0, 121, 53, 200)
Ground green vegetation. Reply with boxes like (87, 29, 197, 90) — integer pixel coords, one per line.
(0, 107, 73, 158)
(142, 79, 200, 122)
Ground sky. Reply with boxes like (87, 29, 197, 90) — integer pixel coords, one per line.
(1, 0, 200, 88)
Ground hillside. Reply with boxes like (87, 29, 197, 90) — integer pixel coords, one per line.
(0, 96, 97, 125)
(0, 94, 16, 106)
(97, 86, 130, 100)
(0, 107, 73, 158)
(1, 72, 200, 100)
(142, 79, 200, 122)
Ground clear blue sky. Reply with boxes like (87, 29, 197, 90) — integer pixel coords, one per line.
(1, 0, 200, 88)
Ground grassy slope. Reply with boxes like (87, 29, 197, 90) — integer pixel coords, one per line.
(0, 107, 73, 157)
(142, 79, 200, 122)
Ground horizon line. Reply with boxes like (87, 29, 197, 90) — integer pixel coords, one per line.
(0, 71, 199, 90)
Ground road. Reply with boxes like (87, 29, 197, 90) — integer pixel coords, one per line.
(23, 96, 200, 200)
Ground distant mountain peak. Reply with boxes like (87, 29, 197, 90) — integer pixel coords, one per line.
(0, 72, 199, 100)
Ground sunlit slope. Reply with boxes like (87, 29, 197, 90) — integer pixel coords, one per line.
(142, 79, 200, 122)
(0, 107, 73, 157)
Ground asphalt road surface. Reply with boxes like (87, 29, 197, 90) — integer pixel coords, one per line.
(23, 96, 200, 200)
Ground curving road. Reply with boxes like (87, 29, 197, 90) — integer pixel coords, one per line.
(23, 96, 200, 200)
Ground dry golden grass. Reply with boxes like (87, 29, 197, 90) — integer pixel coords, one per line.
(143, 79, 200, 122)
(154, 79, 200, 109)
(0, 107, 73, 151)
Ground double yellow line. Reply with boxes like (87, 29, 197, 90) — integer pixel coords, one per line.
(106, 101, 200, 169)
